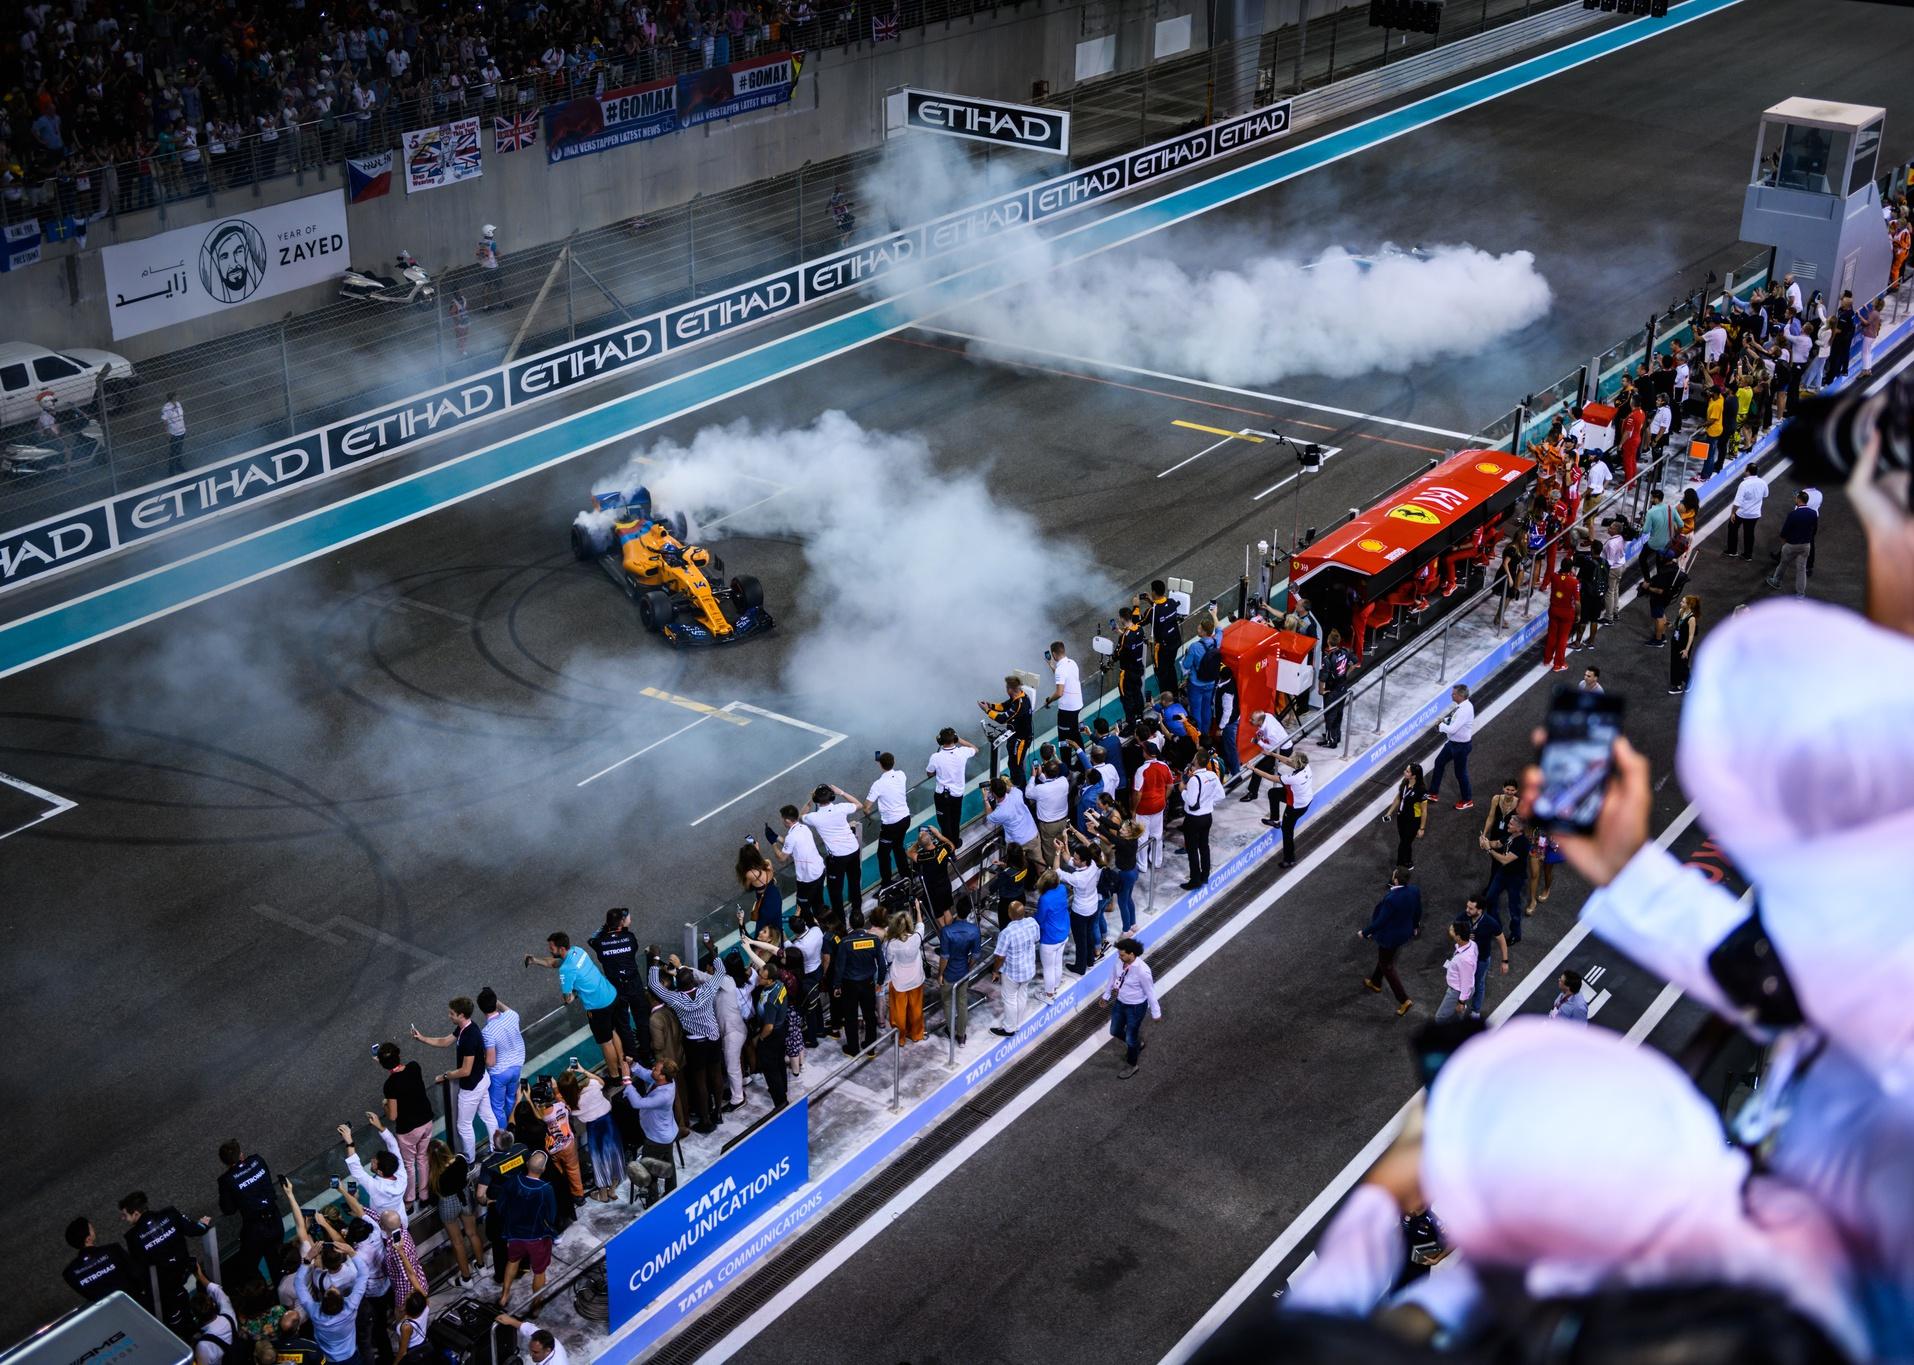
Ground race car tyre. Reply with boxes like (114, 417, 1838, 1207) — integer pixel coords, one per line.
(732, 575, 765, 611)
(570, 525, 595, 561)
(669, 511, 689, 543)
(638, 589, 677, 632)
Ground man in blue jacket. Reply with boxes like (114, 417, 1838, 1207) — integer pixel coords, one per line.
(1358, 867, 1423, 1015)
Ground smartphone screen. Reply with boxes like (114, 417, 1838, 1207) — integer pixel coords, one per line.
(1533, 686, 1625, 835)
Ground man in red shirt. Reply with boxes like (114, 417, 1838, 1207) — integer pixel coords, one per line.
(1616, 397, 1645, 483)
(1544, 566, 1579, 673)
(1132, 750, 1173, 871)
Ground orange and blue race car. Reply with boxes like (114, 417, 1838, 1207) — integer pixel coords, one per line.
(570, 486, 773, 645)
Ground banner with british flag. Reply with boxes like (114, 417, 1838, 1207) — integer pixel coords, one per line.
(871, 12, 900, 41)
(493, 110, 540, 154)
(400, 116, 483, 194)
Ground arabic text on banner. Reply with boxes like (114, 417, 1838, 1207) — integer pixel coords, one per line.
(99, 189, 350, 342)
(401, 116, 484, 193)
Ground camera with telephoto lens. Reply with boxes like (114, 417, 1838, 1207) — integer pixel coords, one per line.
(1779, 361, 1914, 504)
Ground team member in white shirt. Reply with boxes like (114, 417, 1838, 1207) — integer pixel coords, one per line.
(1726, 466, 1769, 560)
(1179, 755, 1224, 890)
(1025, 759, 1072, 849)
(1057, 832, 1107, 974)
(1646, 393, 1673, 470)
(863, 753, 911, 884)
(1583, 450, 1613, 504)
(1238, 709, 1293, 805)
(495, 1315, 570, 1365)
(924, 727, 975, 846)
(802, 784, 865, 917)
(1428, 684, 1476, 809)
(1043, 640, 1084, 746)
(772, 805, 826, 916)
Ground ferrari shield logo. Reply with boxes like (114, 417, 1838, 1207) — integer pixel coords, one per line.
(1386, 504, 1440, 525)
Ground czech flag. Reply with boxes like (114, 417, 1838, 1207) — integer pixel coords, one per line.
(347, 151, 393, 204)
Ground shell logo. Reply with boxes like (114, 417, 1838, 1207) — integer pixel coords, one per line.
(1475, 460, 1503, 475)
(1357, 537, 1387, 554)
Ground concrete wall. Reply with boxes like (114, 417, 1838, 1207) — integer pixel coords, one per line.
(7, 0, 1245, 359)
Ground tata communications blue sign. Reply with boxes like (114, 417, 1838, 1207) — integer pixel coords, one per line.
(606, 1097, 809, 1326)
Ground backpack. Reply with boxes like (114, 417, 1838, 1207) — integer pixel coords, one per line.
(196, 1315, 254, 1365)
(1192, 641, 1222, 684)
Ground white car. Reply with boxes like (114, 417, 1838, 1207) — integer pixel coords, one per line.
(0, 341, 135, 430)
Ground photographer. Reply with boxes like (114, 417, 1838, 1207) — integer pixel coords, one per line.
(522, 935, 628, 1083)
(978, 676, 1033, 787)
(645, 950, 724, 1134)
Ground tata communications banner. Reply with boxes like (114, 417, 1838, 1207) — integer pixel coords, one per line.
(546, 53, 805, 163)
(100, 190, 349, 341)
(606, 1097, 808, 1327)
(2, 101, 1292, 593)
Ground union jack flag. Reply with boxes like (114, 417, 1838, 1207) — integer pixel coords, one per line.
(870, 12, 899, 41)
(493, 110, 539, 154)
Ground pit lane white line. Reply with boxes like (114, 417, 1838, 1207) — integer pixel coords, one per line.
(1253, 445, 1343, 500)
(1159, 432, 1244, 478)
(0, 769, 76, 842)
(913, 325, 1480, 441)
(577, 713, 714, 787)
(689, 735, 848, 827)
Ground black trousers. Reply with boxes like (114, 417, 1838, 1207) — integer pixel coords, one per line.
(759, 1039, 789, 1108)
(239, 1215, 284, 1283)
(613, 981, 656, 1065)
(824, 850, 862, 916)
(934, 790, 964, 845)
(793, 875, 825, 917)
(1323, 692, 1346, 746)
(1007, 737, 1031, 788)
(167, 432, 185, 473)
(838, 979, 880, 1052)
(1120, 671, 1145, 725)
(1153, 641, 1179, 692)
(1057, 707, 1081, 747)
(1282, 802, 1307, 863)
(486, 1209, 508, 1282)
(1184, 811, 1213, 884)
(800, 969, 827, 1044)
(1726, 514, 1759, 557)
(876, 819, 909, 884)
(682, 1036, 723, 1127)
(1395, 814, 1420, 869)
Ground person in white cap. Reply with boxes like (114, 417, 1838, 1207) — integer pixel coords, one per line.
(475, 223, 502, 309)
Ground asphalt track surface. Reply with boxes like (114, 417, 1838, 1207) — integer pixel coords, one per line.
(6, 0, 1913, 1338)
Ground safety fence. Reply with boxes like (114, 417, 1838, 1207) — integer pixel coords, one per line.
(0, 0, 1597, 547)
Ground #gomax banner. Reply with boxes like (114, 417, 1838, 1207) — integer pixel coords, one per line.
(101, 189, 350, 342)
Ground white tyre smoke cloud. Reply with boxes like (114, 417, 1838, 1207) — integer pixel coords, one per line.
(601, 411, 1112, 736)
(948, 242, 1554, 388)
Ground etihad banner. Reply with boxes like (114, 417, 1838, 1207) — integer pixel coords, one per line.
(893, 88, 1071, 156)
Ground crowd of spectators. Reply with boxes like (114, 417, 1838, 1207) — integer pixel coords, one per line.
(0, 0, 905, 223)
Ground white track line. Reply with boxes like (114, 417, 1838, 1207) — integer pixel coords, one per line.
(915, 325, 1480, 441)
(1159, 432, 1242, 478)
(689, 736, 848, 827)
(0, 769, 77, 842)
(577, 714, 712, 787)
(1253, 445, 1342, 500)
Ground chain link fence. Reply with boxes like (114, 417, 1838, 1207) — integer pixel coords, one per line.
(1, 0, 1583, 536)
